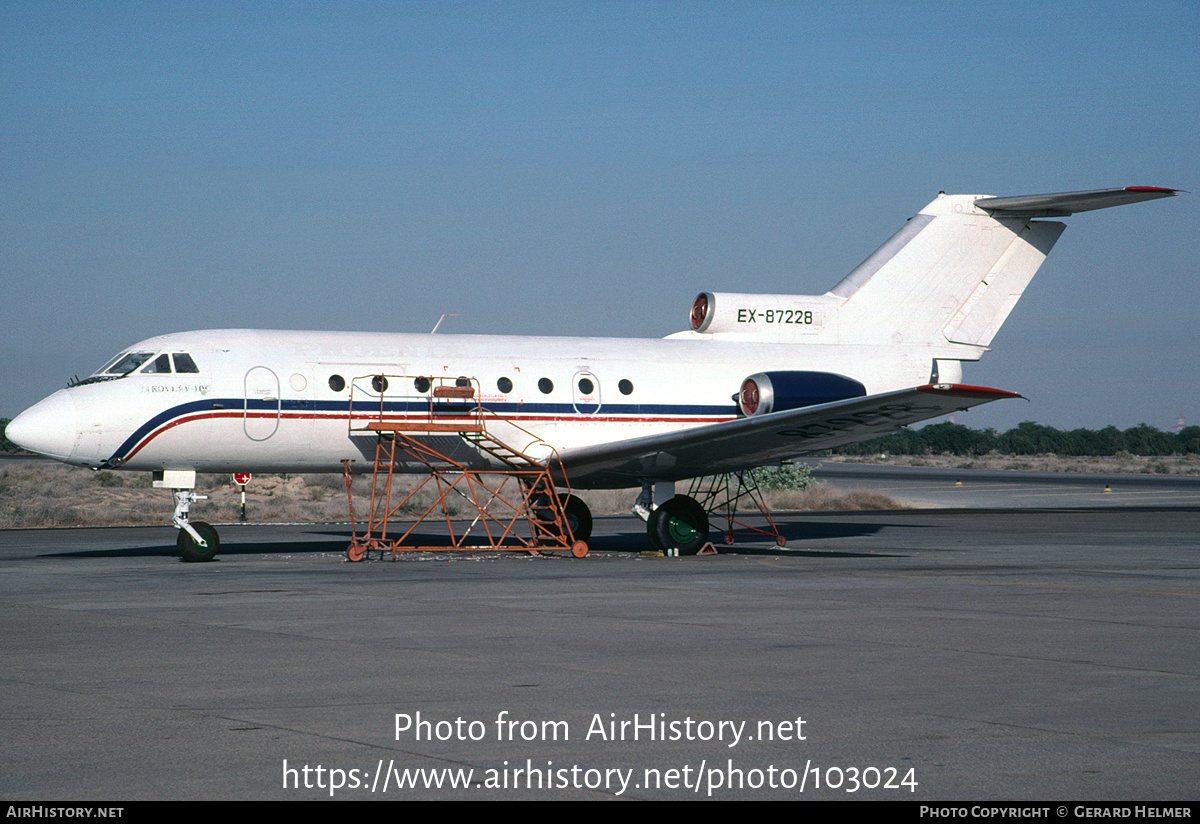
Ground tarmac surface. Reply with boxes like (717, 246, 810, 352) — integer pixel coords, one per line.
(1, 467, 1198, 800)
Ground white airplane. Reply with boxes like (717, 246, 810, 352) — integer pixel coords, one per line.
(5, 186, 1179, 560)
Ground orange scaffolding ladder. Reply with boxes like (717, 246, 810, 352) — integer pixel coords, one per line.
(341, 375, 588, 560)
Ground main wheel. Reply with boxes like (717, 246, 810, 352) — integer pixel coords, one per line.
(559, 494, 593, 542)
(651, 495, 709, 556)
(645, 509, 666, 553)
(177, 521, 220, 563)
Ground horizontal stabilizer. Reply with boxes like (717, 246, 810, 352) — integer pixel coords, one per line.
(557, 384, 1021, 486)
(974, 187, 1179, 217)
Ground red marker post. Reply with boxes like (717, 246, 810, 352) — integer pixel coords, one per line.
(233, 473, 251, 521)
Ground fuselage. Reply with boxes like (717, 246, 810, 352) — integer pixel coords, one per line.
(8, 327, 961, 486)
(13, 187, 1178, 489)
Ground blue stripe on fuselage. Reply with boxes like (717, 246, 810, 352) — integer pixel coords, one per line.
(107, 397, 737, 464)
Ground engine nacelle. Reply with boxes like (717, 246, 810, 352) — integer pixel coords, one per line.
(737, 371, 867, 417)
(689, 291, 839, 335)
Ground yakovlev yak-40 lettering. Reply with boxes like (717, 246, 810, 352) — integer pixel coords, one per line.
(6, 187, 1179, 560)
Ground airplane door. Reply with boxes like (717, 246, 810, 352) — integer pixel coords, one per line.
(244, 366, 280, 441)
(572, 371, 600, 415)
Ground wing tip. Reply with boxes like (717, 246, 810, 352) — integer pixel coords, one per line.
(1124, 186, 1181, 194)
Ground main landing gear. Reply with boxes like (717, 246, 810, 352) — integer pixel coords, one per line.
(634, 482, 710, 555)
(558, 493, 594, 543)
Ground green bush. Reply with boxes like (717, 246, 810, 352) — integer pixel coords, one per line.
(1, 419, 21, 454)
(751, 463, 815, 490)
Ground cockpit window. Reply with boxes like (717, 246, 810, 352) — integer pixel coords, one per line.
(81, 351, 199, 383)
(73, 350, 184, 388)
(95, 353, 126, 374)
(104, 352, 154, 375)
(141, 354, 173, 374)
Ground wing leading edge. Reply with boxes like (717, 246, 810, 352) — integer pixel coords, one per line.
(557, 384, 1021, 487)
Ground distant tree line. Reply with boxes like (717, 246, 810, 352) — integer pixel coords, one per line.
(832, 421, 1200, 457)
(0, 419, 17, 453)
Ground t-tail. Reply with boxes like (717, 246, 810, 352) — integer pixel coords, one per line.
(680, 186, 1179, 353)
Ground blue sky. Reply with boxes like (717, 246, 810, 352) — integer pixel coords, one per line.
(2, 1, 1197, 431)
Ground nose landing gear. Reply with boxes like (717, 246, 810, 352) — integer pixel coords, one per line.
(157, 470, 220, 562)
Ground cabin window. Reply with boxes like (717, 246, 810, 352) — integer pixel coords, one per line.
(619, 379, 634, 395)
(578, 377, 594, 395)
(372, 375, 389, 393)
(173, 353, 199, 373)
(414, 377, 431, 393)
(328, 374, 345, 392)
(497, 377, 513, 394)
(104, 353, 153, 375)
(538, 378, 553, 394)
(455, 376, 471, 387)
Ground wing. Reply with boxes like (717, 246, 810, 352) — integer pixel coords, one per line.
(557, 384, 1021, 487)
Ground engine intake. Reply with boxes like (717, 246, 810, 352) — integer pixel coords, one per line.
(737, 371, 866, 417)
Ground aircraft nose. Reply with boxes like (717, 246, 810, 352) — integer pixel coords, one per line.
(5, 390, 78, 462)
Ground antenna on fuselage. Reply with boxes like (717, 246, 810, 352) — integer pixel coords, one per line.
(430, 313, 459, 334)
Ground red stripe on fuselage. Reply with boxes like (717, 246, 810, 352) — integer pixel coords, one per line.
(118, 410, 735, 463)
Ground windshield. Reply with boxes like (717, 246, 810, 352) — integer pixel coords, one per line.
(104, 352, 154, 375)
(71, 350, 202, 388)
(93, 353, 124, 374)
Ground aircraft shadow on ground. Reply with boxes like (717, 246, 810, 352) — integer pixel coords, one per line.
(39, 518, 925, 560)
(702, 519, 914, 558)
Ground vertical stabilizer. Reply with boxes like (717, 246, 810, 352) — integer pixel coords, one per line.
(828, 187, 1177, 348)
(829, 194, 1064, 347)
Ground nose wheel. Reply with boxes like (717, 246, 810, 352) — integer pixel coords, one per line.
(177, 521, 220, 563)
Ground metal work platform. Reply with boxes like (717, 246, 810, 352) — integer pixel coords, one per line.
(341, 375, 588, 560)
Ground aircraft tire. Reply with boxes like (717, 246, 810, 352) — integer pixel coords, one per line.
(559, 494, 593, 543)
(177, 521, 220, 563)
(645, 509, 666, 553)
(652, 495, 709, 556)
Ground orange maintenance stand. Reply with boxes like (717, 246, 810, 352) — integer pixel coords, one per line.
(341, 376, 588, 560)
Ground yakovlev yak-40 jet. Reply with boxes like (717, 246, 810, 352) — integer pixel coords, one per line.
(6, 186, 1179, 560)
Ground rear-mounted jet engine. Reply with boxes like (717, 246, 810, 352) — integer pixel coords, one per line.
(736, 371, 867, 417)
